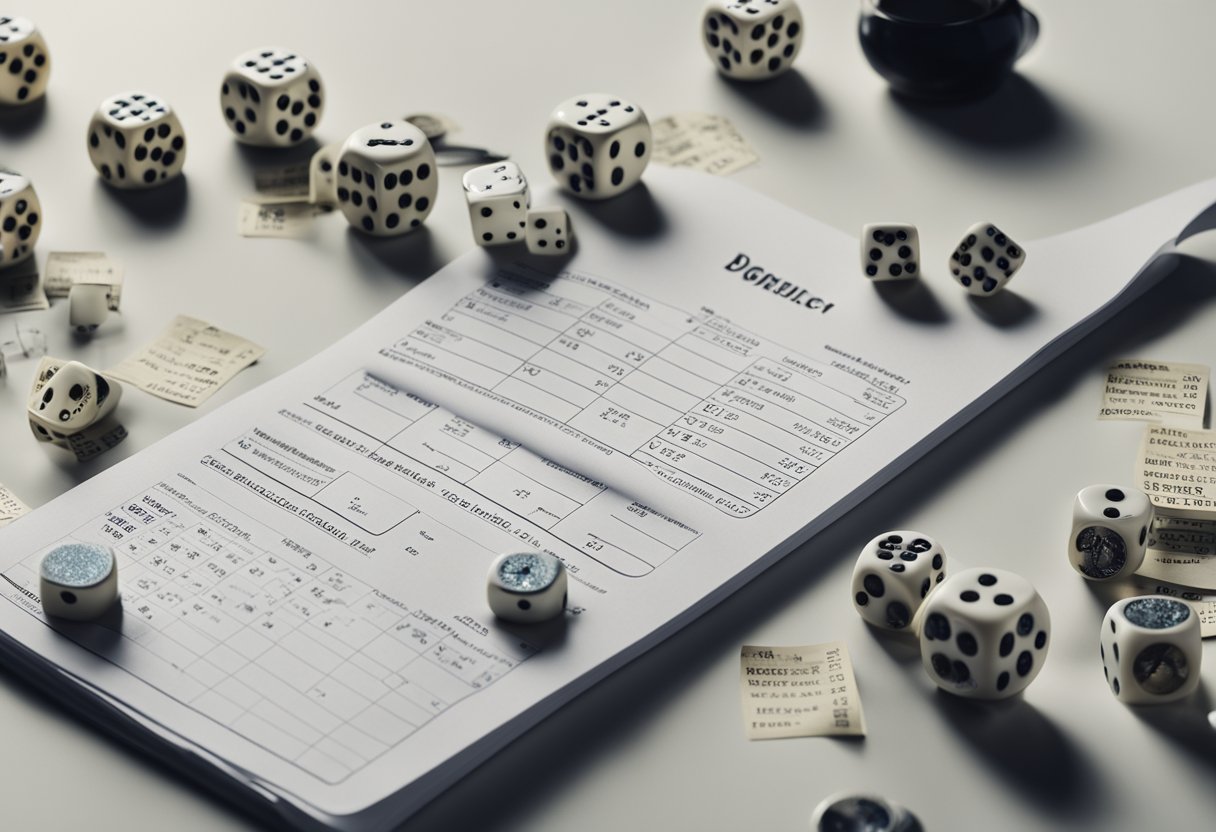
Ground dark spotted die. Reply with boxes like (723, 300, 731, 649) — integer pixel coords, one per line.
(0, 169, 41, 266)
(702, 1, 803, 79)
(546, 94, 651, 199)
(853, 531, 945, 631)
(950, 221, 1026, 295)
(862, 223, 919, 280)
(87, 92, 185, 189)
(336, 121, 436, 236)
(0, 17, 50, 105)
(220, 47, 323, 146)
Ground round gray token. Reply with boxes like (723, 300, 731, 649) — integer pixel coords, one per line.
(811, 793, 921, 832)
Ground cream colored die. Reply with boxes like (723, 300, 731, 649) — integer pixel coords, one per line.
(701, 0, 804, 81)
(0, 16, 51, 104)
(87, 91, 186, 188)
(545, 93, 651, 200)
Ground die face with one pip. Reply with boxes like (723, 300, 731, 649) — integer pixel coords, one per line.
(40, 542, 119, 620)
(27, 359, 121, 437)
(920, 567, 1050, 699)
(701, 0, 804, 81)
(861, 223, 919, 281)
(0, 16, 50, 104)
(851, 530, 945, 631)
(0, 168, 40, 268)
(525, 209, 572, 256)
(487, 551, 567, 624)
(1101, 596, 1200, 705)
(463, 161, 529, 246)
(220, 47, 323, 146)
(336, 121, 437, 236)
(87, 92, 186, 188)
(545, 94, 651, 201)
(1069, 485, 1153, 581)
(949, 221, 1025, 295)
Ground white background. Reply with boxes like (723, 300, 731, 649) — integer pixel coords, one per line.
(1, 1, 1215, 829)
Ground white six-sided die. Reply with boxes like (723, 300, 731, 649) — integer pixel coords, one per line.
(919, 567, 1050, 700)
(309, 141, 342, 206)
(40, 542, 119, 620)
(68, 283, 111, 333)
(0, 16, 50, 104)
(949, 221, 1025, 295)
(525, 209, 572, 255)
(463, 161, 529, 246)
(27, 359, 121, 439)
(701, 0, 804, 81)
(220, 47, 323, 146)
(487, 551, 567, 623)
(0, 168, 41, 269)
(1069, 485, 1154, 581)
(861, 224, 920, 281)
(545, 94, 651, 200)
(1100, 596, 1200, 705)
(336, 120, 437, 236)
(851, 530, 945, 631)
(87, 92, 186, 188)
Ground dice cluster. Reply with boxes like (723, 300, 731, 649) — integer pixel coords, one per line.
(859, 220, 1028, 296)
(852, 530, 1051, 701)
(463, 161, 573, 256)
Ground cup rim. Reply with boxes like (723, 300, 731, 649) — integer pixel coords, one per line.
(860, 0, 1017, 27)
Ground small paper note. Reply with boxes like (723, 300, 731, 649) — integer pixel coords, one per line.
(0, 483, 30, 528)
(1137, 425, 1216, 517)
(652, 112, 759, 177)
(0, 258, 48, 313)
(238, 200, 328, 238)
(44, 252, 124, 309)
(1128, 578, 1216, 638)
(740, 641, 865, 740)
(1100, 359, 1208, 428)
(1138, 513, 1216, 591)
(253, 163, 312, 202)
(108, 315, 265, 407)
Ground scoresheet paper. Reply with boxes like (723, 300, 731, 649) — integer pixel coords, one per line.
(1, 168, 1215, 831)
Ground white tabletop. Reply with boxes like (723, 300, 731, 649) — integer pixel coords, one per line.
(1, 1, 1214, 829)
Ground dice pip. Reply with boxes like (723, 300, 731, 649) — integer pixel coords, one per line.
(1101, 596, 1200, 705)
(949, 222, 1025, 295)
(40, 543, 119, 620)
(851, 530, 945, 631)
(220, 47, 323, 146)
(0, 17, 50, 104)
(701, 0, 804, 81)
(545, 94, 651, 200)
(0, 168, 41, 268)
(87, 92, 186, 188)
(861, 223, 919, 281)
(309, 141, 342, 206)
(920, 567, 1050, 699)
(487, 551, 567, 623)
(1069, 485, 1153, 581)
(463, 161, 529, 246)
(336, 121, 437, 236)
(525, 209, 572, 255)
(27, 359, 121, 438)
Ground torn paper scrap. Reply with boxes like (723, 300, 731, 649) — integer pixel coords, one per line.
(740, 641, 865, 740)
(1100, 359, 1208, 429)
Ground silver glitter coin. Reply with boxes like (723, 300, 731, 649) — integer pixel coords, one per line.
(497, 552, 561, 593)
(40, 543, 114, 588)
(811, 793, 921, 832)
(1075, 526, 1126, 579)
(1122, 597, 1191, 629)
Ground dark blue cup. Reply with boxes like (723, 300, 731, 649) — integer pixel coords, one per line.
(859, 0, 1040, 100)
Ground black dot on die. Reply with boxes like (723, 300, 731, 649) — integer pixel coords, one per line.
(957, 632, 978, 656)
(368, 196, 378, 212)
(876, 550, 893, 560)
(994, 594, 1013, 606)
(932, 554, 943, 569)
(898, 246, 911, 258)
(151, 147, 162, 161)
(925, 613, 950, 641)
(117, 164, 126, 179)
(517, 599, 531, 610)
(863, 574, 884, 598)
(1113, 677, 1120, 694)
(115, 132, 126, 149)
(1, 217, 13, 231)
(400, 170, 413, 185)
(416, 196, 429, 212)
(889, 563, 905, 573)
(386, 214, 399, 229)
(290, 128, 303, 142)
(275, 120, 288, 135)
(768, 57, 780, 71)
(308, 94, 321, 108)
(889, 264, 902, 277)
(885, 602, 910, 629)
(611, 167, 624, 186)
(398, 193, 411, 209)
(26, 212, 36, 225)
(609, 140, 620, 159)
(865, 265, 878, 277)
(291, 101, 303, 116)
(900, 551, 917, 562)
(952, 661, 971, 683)
(750, 49, 763, 64)
(134, 145, 147, 161)
(1017, 651, 1034, 677)
(855, 591, 869, 607)
(996, 672, 1010, 691)
(1103, 507, 1120, 519)
(351, 191, 362, 207)
(143, 169, 156, 183)
(337, 187, 349, 201)
(1018, 613, 1034, 636)
(931, 653, 952, 678)
(869, 248, 882, 262)
(1000, 632, 1014, 657)
(920, 578, 930, 598)
(960, 590, 979, 602)
(100, 164, 112, 179)
(535, 218, 548, 229)
(362, 217, 374, 231)
(352, 169, 363, 184)
(635, 142, 646, 157)
(1139, 526, 1147, 545)
(90, 132, 99, 147)
(416, 164, 430, 181)
(1035, 631, 1047, 650)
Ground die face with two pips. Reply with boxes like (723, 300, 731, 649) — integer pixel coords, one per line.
(545, 94, 651, 200)
(1069, 485, 1153, 581)
(0, 169, 40, 268)
(463, 161, 529, 246)
(949, 221, 1025, 295)
(87, 92, 186, 188)
(920, 567, 1050, 699)
(861, 223, 919, 281)
(337, 121, 437, 236)
(0, 17, 50, 105)
(851, 530, 945, 631)
(220, 47, 323, 146)
(1100, 596, 1200, 705)
(701, 0, 804, 81)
